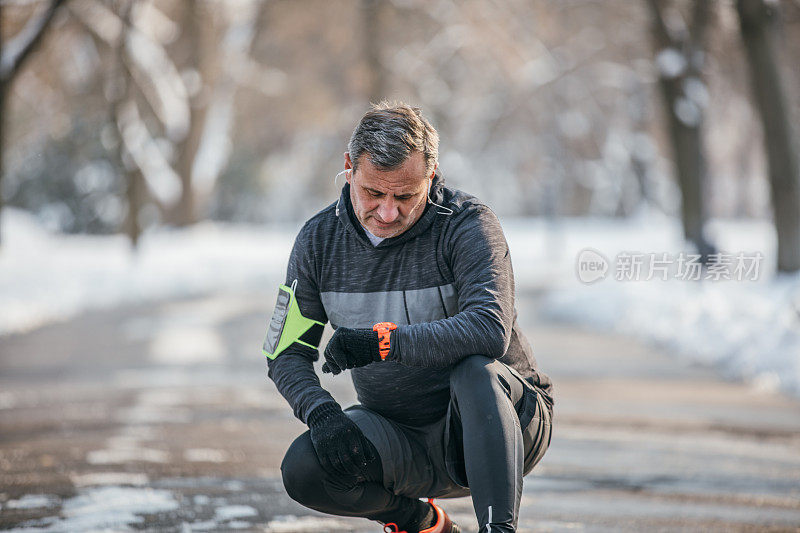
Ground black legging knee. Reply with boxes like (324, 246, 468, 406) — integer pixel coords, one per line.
(280, 430, 426, 526)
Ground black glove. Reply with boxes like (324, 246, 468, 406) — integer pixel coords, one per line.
(321, 327, 380, 375)
(307, 402, 376, 476)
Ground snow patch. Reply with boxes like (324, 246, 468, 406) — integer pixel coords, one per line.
(4, 494, 59, 510)
(213, 504, 258, 521)
(86, 447, 169, 465)
(264, 515, 355, 532)
(184, 519, 217, 530)
(59, 486, 178, 531)
(184, 448, 230, 463)
(7, 487, 178, 532)
(193, 494, 211, 505)
(223, 480, 245, 492)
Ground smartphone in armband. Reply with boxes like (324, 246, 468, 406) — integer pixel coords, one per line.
(262, 280, 325, 360)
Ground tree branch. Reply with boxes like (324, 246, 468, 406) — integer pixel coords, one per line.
(688, 0, 713, 69)
(0, 0, 67, 82)
(646, 0, 675, 49)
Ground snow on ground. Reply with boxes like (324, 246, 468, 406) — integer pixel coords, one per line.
(1, 207, 799, 398)
(3, 495, 59, 511)
(0, 208, 293, 336)
(6, 487, 179, 532)
(263, 515, 356, 532)
(214, 504, 258, 521)
(4, 486, 269, 532)
(503, 213, 800, 398)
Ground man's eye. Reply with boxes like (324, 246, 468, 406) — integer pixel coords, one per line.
(396, 196, 412, 201)
(368, 190, 383, 198)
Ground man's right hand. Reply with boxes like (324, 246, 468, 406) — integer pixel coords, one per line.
(306, 402, 376, 477)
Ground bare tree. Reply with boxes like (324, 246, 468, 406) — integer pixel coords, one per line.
(70, 0, 195, 242)
(189, 0, 269, 216)
(0, 0, 67, 244)
(737, 0, 800, 272)
(646, 0, 716, 258)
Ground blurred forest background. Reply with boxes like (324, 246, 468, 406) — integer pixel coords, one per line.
(1, 0, 799, 267)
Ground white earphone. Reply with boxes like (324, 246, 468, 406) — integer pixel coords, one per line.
(427, 176, 453, 215)
(334, 169, 352, 216)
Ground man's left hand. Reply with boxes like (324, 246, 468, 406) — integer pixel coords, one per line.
(322, 327, 380, 374)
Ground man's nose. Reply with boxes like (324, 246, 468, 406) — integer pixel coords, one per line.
(377, 198, 399, 223)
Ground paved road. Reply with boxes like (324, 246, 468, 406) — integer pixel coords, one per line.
(1, 290, 799, 532)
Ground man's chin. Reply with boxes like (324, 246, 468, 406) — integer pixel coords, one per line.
(366, 221, 404, 239)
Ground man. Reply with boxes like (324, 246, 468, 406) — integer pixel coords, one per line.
(264, 102, 553, 533)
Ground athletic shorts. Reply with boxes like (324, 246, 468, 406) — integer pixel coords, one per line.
(344, 362, 553, 499)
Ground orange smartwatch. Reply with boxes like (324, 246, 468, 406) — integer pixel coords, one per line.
(372, 322, 397, 361)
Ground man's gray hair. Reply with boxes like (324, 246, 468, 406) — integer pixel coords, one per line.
(348, 101, 439, 175)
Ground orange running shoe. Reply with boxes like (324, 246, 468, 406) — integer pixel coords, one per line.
(383, 501, 461, 533)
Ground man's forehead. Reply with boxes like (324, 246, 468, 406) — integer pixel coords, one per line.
(356, 152, 429, 192)
(358, 172, 428, 193)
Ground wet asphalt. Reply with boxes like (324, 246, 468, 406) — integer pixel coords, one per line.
(1, 290, 799, 532)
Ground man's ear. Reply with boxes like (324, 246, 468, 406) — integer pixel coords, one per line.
(344, 153, 353, 184)
(429, 162, 438, 180)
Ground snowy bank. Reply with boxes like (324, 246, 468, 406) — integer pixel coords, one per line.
(504, 215, 800, 399)
(0, 208, 293, 336)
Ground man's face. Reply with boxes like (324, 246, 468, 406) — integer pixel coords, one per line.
(345, 151, 434, 239)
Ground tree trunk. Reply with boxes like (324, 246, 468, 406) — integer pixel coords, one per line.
(113, 0, 142, 248)
(124, 167, 144, 248)
(361, 0, 386, 103)
(646, 0, 715, 258)
(664, 90, 708, 251)
(737, 0, 800, 272)
(0, 0, 65, 245)
(171, 0, 206, 226)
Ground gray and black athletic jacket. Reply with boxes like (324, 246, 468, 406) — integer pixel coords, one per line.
(267, 173, 553, 427)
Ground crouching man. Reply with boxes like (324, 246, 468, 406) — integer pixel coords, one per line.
(264, 102, 553, 533)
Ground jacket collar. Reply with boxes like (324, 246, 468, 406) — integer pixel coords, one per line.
(336, 172, 446, 248)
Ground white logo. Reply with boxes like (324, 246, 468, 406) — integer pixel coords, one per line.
(576, 248, 609, 284)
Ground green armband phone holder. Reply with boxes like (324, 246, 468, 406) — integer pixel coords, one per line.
(262, 280, 325, 360)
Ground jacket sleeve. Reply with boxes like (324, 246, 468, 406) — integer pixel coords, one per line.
(390, 205, 515, 367)
(266, 224, 336, 424)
